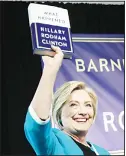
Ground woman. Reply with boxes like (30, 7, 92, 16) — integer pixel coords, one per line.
(24, 46, 110, 155)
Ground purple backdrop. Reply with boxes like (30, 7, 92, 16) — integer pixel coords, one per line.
(53, 34, 124, 151)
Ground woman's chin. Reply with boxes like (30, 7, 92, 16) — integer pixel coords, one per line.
(72, 122, 90, 132)
(75, 127, 89, 132)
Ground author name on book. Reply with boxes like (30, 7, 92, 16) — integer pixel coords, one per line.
(40, 26, 68, 47)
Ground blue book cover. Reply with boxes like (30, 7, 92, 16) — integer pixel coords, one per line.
(28, 3, 73, 59)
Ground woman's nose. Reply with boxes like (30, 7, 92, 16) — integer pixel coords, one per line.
(78, 106, 88, 116)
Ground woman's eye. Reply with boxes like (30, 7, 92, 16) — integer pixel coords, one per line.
(70, 103, 77, 107)
(86, 103, 92, 107)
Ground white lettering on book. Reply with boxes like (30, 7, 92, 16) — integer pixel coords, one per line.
(40, 27, 65, 35)
(42, 39, 67, 47)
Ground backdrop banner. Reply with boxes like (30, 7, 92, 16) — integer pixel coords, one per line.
(51, 34, 124, 153)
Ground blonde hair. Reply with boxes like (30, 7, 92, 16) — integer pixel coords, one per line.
(52, 81, 98, 129)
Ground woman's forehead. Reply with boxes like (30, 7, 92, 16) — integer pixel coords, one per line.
(67, 89, 92, 103)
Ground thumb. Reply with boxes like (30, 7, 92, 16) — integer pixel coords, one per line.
(51, 45, 63, 55)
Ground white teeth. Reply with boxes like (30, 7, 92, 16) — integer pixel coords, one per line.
(74, 118, 87, 122)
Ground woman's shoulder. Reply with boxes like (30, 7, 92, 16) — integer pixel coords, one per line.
(52, 128, 66, 136)
(52, 128, 60, 133)
(52, 128, 74, 141)
(89, 142, 110, 155)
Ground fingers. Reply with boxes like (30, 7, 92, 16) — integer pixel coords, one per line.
(42, 45, 64, 63)
(42, 56, 49, 63)
(51, 45, 64, 57)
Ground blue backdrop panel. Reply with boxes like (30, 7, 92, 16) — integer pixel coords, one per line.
(52, 34, 124, 151)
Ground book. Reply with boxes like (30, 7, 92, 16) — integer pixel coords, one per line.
(28, 3, 73, 59)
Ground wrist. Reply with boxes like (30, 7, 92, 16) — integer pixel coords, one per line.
(43, 66, 59, 77)
(41, 68, 57, 82)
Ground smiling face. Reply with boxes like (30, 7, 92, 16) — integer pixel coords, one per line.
(60, 89, 94, 135)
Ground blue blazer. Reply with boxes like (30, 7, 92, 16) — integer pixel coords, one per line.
(24, 111, 110, 155)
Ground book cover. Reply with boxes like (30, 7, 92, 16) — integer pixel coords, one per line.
(28, 3, 73, 59)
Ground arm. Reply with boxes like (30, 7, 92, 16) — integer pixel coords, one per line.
(31, 46, 64, 120)
(24, 46, 64, 155)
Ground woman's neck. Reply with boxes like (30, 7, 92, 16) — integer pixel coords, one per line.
(63, 130, 90, 147)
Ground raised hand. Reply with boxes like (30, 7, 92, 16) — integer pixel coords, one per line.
(42, 45, 64, 74)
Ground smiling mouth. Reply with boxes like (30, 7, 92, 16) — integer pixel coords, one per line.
(72, 118, 89, 122)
